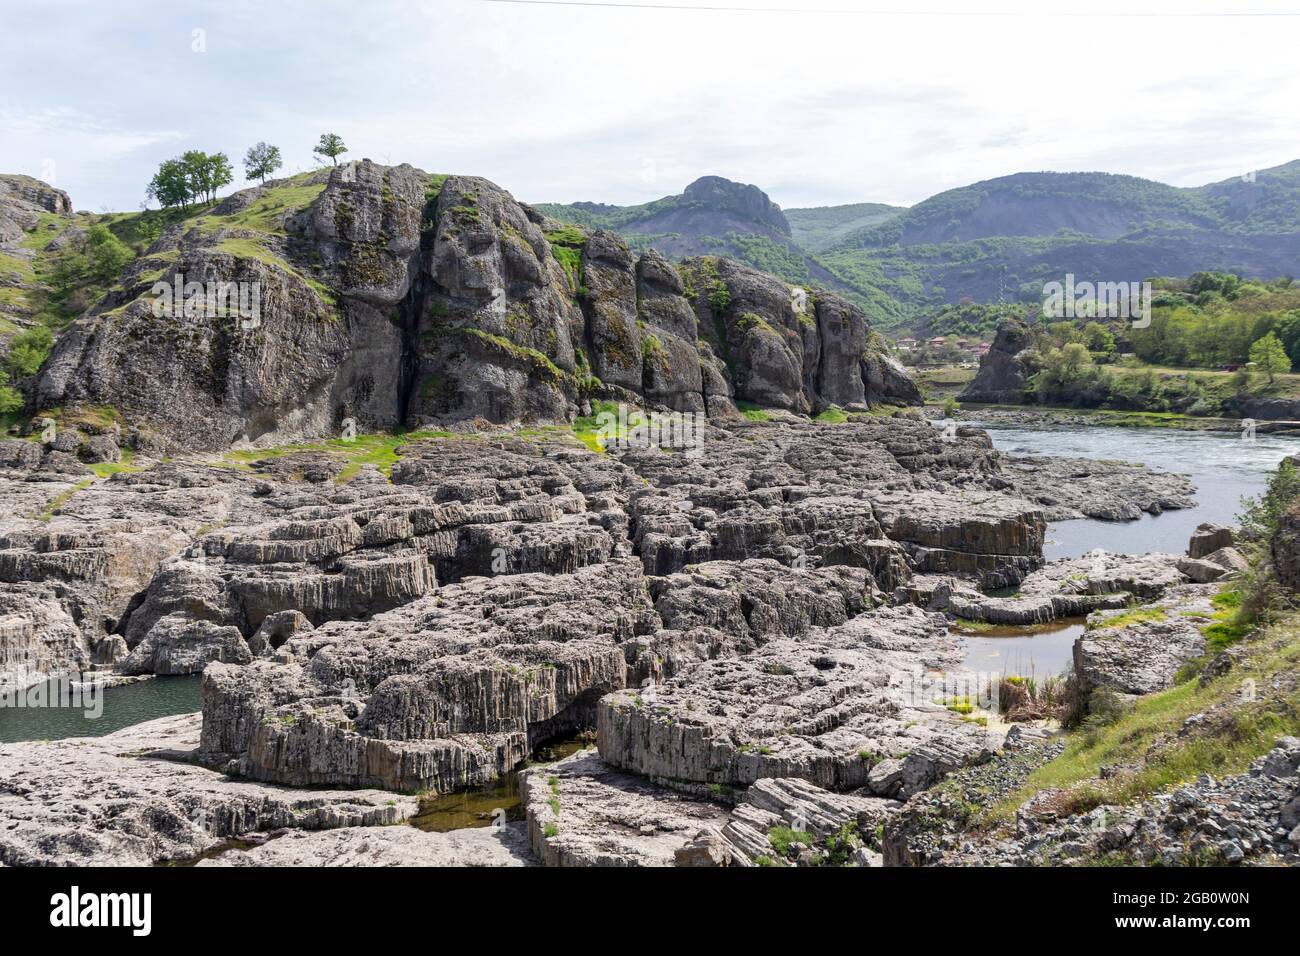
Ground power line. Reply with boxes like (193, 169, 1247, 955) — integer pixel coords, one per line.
(481, 0, 1300, 16)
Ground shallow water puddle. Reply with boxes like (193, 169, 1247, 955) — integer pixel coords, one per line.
(408, 733, 594, 832)
(957, 618, 1085, 679)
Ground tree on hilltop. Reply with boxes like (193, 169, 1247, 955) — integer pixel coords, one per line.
(244, 142, 283, 183)
(313, 133, 348, 166)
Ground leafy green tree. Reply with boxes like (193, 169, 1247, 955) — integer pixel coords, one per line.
(313, 133, 348, 166)
(1249, 332, 1289, 384)
(147, 158, 193, 210)
(1274, 310, 1300, 370)
(85, 224, 132, 282)
(1082, 321, 1116, 354)
(180, 150, 212, 204)
(1240, 458, 1300, 540)
(1035, 342, 1095, 399)
(243, 142, 282, 183)
(0, 370, 22, 415)
(5, 326, 54, 378)
(1189, 271, 1242, 300)
(1045, 321, 1083, 347)
(205, 152, 233, 201)
(179, 150, 232, 204)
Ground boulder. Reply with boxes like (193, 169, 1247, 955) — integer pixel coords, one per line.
(1189, 522, 1235, 559)
(1073, 585, 1215, 695)
(1176, 556, 1228, 583)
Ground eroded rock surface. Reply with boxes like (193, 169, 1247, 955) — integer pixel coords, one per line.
(0, 411, 1213, 867)
(520, 750, 731, 867)
(0, 714, 416, 866)
(597, 605, 999, 793)
(197, 821, 534, 867)
(1073, 584, 1217, 695)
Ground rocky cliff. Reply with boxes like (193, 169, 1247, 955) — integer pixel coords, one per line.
(28, 163, 919, 452)
(0, 174, 76, 339)
(22, 164, 915, 452)
(957, 319, 1036, 405)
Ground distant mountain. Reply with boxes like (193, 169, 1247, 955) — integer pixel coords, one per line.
(540, 162, 1300, 334)
(536, 175, 838, 290)
(821, 162, 1300, 328)
(785, 202, 906, 252)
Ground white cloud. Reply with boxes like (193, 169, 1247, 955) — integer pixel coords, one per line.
(0, 0, 1295, 210)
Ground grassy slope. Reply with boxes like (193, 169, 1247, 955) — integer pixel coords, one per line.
(978, 590, 1297, 828)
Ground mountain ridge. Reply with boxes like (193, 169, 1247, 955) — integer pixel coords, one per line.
(540, 162, 1300, 332)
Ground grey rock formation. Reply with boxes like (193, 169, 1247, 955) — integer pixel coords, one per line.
(921, 550, 1197, 627)
(520, 750, 731, 866)
(1189, 522, 1235, 559)
(0, 714, 418, 866)
(597, 605, 999, 793)
(996, 455, 1195, 522)
(958, 319, 1035, 404)
(118, 614, 252, 675)
(718, 776, 897, 866)
(1073, 584, 1216, 695)
(1272, 502, 1300, 592)
(197, 821, 535, 867)
(34, 164, 921, 452)
(0, 405, 1218, 873)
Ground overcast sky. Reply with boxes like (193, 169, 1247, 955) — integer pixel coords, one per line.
(2, 0, 1298, 212)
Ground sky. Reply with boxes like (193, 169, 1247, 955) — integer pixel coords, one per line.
(2, 0, 1298, 213)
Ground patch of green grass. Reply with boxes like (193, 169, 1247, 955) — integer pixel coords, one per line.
(736, 400, 770, 422)
(767, 825, 814, 856)
(214, 179, 326, 234)
(543, 226, 586, 294)
(1212, 590, 1243, 613)
(814, 406, 849, 424)
(1203, 588, 1251, 651)
(89, 448, 140, 478)
(36, 478, 93, 521)
(1088, 606, 1167, 631)
(571, 399, 622, 453)
(220, 428, 457, 483)
(211, 237, 337, 307)
(951, 618, 999, 634)
(543, 822, 559, 838)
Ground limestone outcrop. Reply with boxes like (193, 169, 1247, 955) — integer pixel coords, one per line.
(0, 714, 417, 866)
(32, 164, 923, 453)
(957, 319, 1035, 405)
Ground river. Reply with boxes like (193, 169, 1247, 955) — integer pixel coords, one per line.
(961, 422, 1295, 676)
(977, 422, 1298, 560)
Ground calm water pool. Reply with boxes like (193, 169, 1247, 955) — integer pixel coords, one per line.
(0, 675, 200, 743)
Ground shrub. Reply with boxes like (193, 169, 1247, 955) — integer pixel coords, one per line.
(767, 824, 814, 856)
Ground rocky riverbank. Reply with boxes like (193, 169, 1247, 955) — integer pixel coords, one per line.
(4, 406, 1272, 867)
